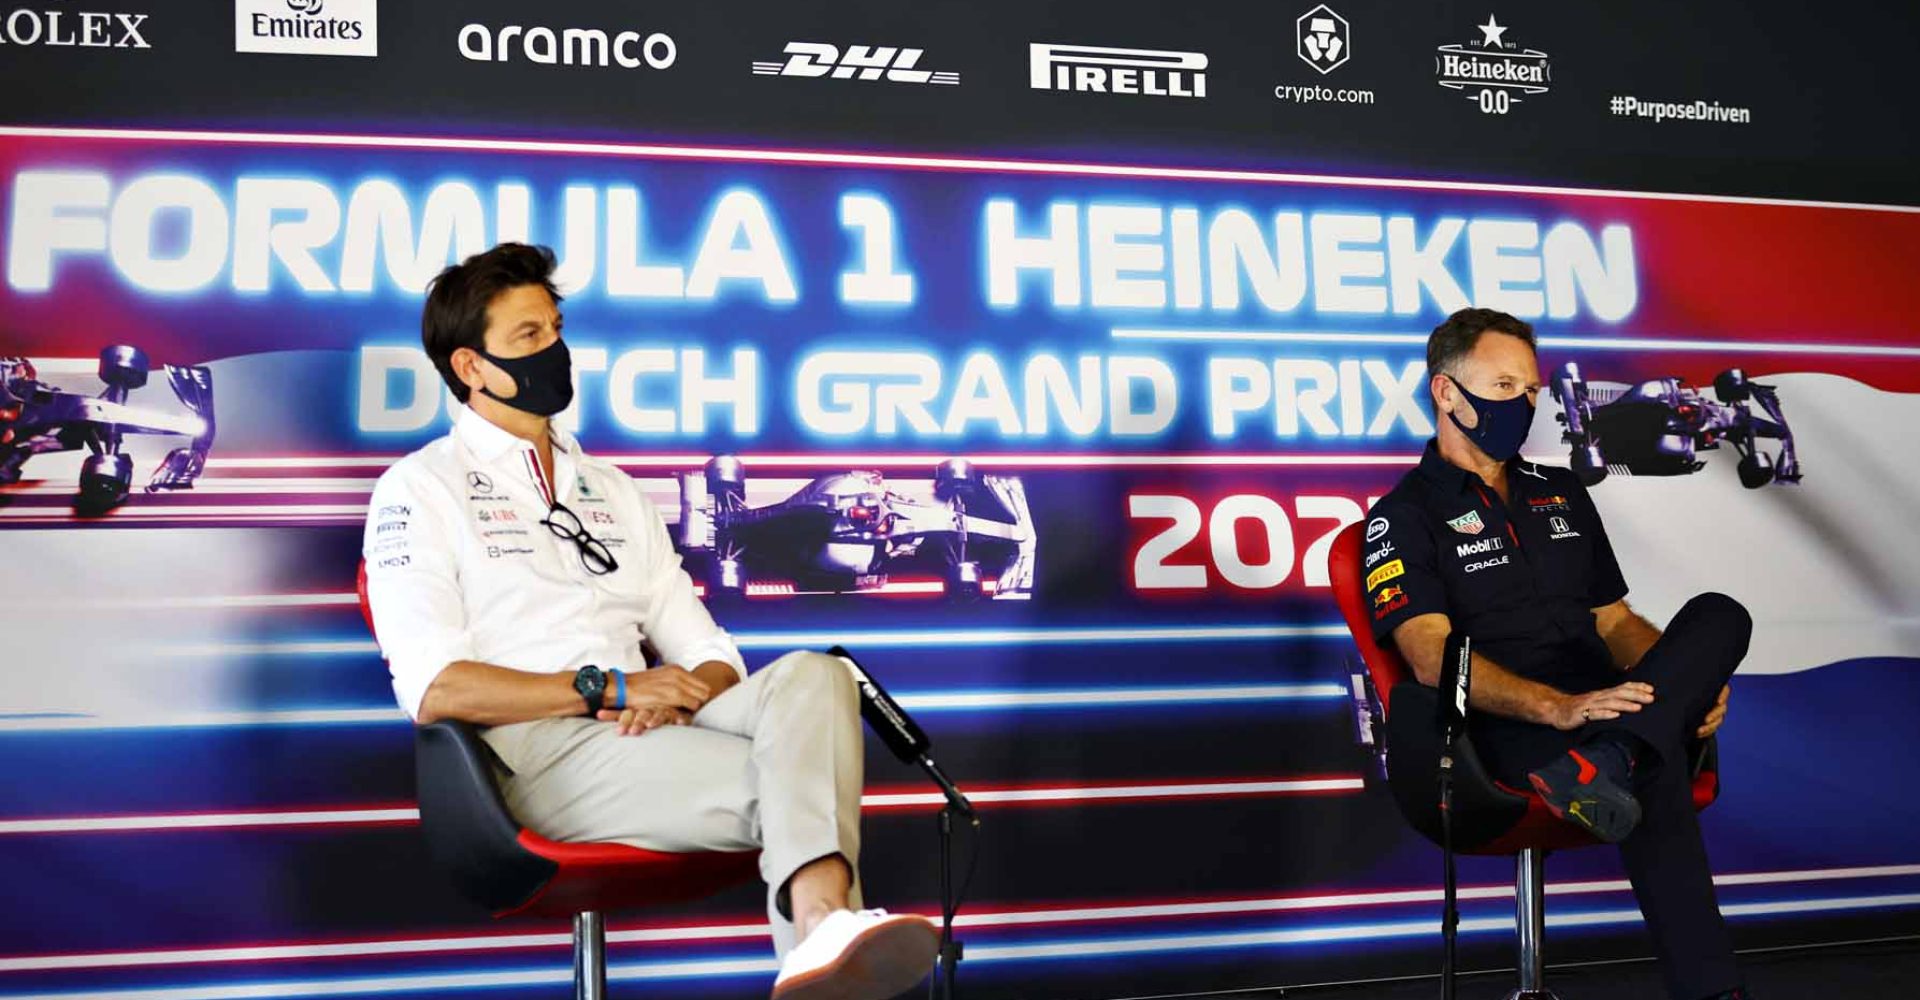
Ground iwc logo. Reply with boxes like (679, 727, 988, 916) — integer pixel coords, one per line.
(1435, 14, 1549, 115)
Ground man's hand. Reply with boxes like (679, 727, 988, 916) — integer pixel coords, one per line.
(616, 665, 710, 714)
(1696, 684, 1731, 739)
(593, 665, 709, 735)
(601, 704, 691, 735)
(1552, 681, 1656, 731)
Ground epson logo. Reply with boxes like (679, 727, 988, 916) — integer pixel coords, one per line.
(458, 22, 675, 70)
(1029, 43, 1207, 98)
(753, 42, 958, 85)
(1455, 536, 1504, 558)
(0, 9, 149, 48)
(235, 0, 375, 58)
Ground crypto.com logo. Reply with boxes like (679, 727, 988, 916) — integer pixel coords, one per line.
(753, 42, 959, 85)
(1296, 4, 1349, 74)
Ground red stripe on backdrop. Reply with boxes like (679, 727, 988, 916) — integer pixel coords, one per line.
(5, 863, 1915, 971)
(0, 777, 1364, 835)
(1528, 195, 1920, 391)
(1621, 198, 1920, 345)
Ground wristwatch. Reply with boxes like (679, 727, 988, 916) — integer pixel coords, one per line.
(573, 665, 608, 714)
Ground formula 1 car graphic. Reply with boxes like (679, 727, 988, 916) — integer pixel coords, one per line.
(0, 346, 215, 512)
(1552, 361, 1800, 489)
(678, 457, 1035, 600)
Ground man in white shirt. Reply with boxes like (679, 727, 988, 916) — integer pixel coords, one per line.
(362, 243, 937, 1000)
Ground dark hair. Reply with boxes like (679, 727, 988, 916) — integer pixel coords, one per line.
(421, 243, 561, 403)
(1426, 307, 1536, 385)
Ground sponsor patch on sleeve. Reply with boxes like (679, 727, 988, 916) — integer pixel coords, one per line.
(1365, 559, 1405, 591)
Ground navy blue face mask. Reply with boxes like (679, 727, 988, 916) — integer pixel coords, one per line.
(478, 338, 574, 417)
(1445, 375, 1536, 462)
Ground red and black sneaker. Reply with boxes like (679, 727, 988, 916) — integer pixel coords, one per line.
(1528, 748, 1642, 843)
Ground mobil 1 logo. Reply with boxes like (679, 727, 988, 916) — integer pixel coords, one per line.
(1435, 14, 1550, 115)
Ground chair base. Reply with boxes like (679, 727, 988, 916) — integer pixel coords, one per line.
(574, 911, 607, 1000)
(1511, 848, 1552, 999)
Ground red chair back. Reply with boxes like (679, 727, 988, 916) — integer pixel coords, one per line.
(1328, 520, 1413, 717)
(355, 560, 375, 640)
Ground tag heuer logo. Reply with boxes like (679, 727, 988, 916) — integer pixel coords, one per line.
(1447, 510, 1485, 535)
(753, 42, 958, 85)
(1435, 14, 1549, 115)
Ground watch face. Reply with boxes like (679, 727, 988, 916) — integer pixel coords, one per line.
(574, 666, 606, 704)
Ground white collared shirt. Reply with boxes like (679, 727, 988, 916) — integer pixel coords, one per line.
(362, 406, 746, 720)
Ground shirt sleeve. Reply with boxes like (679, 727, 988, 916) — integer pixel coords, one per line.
(1361, 498, 1450, 645)
(1572, 479, 1629, 607)
(619, 474, 748, 682)
(362, 464, 474, 721)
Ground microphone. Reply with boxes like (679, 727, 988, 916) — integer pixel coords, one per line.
(1437, 631, 1472, 748)
(829, 645, 974, 817)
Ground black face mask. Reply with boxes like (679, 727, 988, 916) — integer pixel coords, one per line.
(477, 338, 573, 417)
(1445, 375, 1536, 462)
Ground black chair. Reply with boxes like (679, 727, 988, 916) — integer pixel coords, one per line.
(358, 562, 760, 1000)
(1329, 522, 1718, 999)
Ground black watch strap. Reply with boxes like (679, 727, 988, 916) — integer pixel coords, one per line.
(573, 664, 607, 714)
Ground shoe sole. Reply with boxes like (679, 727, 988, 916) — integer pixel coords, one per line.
(1529, 768, 1642, 844)
(771, 917, 940, 1000)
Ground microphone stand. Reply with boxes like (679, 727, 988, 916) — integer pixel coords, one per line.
(926, 760, 977, 1000)
(1436, 633, 1472, 1000)
(830, 647, 978, 1000)
(1439, 734, 1459, 1000)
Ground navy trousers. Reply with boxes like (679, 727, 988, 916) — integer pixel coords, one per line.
(1475, 593, 1752, 1000)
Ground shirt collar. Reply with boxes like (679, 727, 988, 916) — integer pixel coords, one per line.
(454, 405, 580, 464)
(1416, 438, 1472, 494)
(1416, 438, 1527, 496)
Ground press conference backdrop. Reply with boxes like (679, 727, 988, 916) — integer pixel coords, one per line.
(2, 2, 1918, 998)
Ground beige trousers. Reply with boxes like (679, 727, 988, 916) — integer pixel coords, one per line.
(479, 650, 865, 955)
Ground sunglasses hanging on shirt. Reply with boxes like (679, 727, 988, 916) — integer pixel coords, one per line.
(540, 501, 619, 575)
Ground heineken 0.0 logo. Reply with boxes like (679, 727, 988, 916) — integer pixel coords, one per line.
(1435, 15, 1549, 115)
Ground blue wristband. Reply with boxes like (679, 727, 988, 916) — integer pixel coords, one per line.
(611, 667, 627, 711)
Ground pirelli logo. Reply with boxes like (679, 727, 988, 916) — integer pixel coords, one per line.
(1028, 43, 1207, 98)
(1365, 558, 1405, 591)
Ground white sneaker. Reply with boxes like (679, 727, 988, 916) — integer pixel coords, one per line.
(771, 908, 939, 1000)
